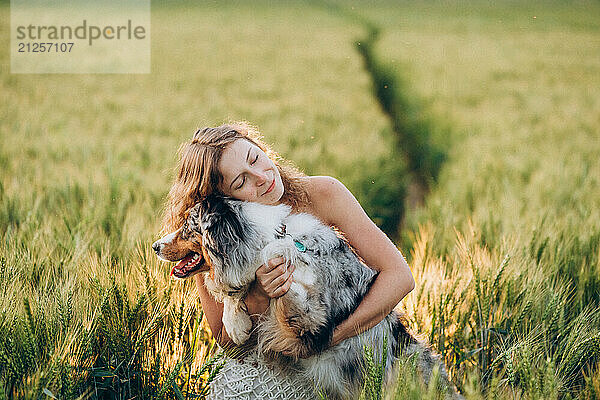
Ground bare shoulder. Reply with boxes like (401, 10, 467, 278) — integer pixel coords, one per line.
(302, 176, 409, 276)
(302, 176, 362, 227)
(305, 176, 346, 199)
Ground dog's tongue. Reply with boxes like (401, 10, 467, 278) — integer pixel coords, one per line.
(171, 252, 205, 279)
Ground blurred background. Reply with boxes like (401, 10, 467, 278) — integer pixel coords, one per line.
(1, 1, 599, 398)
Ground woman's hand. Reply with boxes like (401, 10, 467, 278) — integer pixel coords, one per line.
(243, 257, 295, 325)
(255, 257, 295, 298)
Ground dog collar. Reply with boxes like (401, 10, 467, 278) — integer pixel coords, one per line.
(294, 240, 306, 252)
(276, 224, 307, 253)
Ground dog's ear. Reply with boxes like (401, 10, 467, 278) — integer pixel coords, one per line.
(200, 194, 245, 254)
(181, 202, 203, 241)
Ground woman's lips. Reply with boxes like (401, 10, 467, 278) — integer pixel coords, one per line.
(264, 178, 275, 195)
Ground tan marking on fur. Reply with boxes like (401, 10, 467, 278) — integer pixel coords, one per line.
(201, 246, 215, 280)
(158, 229, 211, 274)
(270, 298, 309, 359)
(257, 282, 328, 360)
(160, 232, 196, 261)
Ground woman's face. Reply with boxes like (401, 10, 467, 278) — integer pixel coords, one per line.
(218, 139, 284, 205)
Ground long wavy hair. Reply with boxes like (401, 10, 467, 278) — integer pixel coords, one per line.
(161, 122, 309, 233)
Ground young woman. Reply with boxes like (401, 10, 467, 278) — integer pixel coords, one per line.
(162, 122, 415, 399)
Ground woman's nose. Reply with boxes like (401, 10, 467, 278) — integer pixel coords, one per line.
(251, 169, 268, 185)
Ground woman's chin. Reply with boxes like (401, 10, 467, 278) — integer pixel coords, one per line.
(261, 185, 284, 205)
(272, 182, 285, 203)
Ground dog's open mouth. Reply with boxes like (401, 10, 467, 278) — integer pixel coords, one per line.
(170, 252, 205, 279)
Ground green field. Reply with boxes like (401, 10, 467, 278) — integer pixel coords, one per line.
(1, 1, 599, 398)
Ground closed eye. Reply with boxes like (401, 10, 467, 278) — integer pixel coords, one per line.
(234, 153, 259, 190)
(236, 176, 246, 190)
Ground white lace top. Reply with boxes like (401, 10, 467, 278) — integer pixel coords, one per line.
(207, 348, 316, 400)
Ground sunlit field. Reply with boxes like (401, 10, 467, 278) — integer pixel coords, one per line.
(353, 1, 600, 398)
(1, 0, 599, 398)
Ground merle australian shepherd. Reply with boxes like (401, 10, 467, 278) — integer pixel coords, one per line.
(153, 194, 461, 399)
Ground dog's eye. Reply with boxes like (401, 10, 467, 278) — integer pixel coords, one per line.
(250, 154, 259, 165)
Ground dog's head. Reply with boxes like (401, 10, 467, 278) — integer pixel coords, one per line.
(153, 194, 291, 284)
(198, 194, 268, 288)
(152, 202, 211, 279)
(152, 194, 256, 281)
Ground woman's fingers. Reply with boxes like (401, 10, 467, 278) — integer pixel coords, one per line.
(257, 259, 285, 283)
(256, 258, 295, 298)
(267, 257, 285, 272)
(280, 272, 294, 293)
(269, 263, 294, 289)
(256, 257, 284, 279)
(271, 272, 294, 298)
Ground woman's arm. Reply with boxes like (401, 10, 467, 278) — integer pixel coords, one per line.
(306, 176, 415, 347)
(194, 274, 232, 345)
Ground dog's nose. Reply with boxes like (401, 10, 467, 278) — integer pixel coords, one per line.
(152, 241, 161, 254)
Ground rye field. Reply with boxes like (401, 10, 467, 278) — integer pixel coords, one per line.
(1, 1, 599, 398)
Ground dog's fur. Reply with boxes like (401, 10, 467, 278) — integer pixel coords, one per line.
(153, 195, 461, 399)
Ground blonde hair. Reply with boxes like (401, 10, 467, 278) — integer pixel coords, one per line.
(161, 122, 309, 233)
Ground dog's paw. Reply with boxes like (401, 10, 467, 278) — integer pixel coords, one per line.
(223, 312, 252, 345)
(261, 241, 296, 268)
(222, 300, 253, 345)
